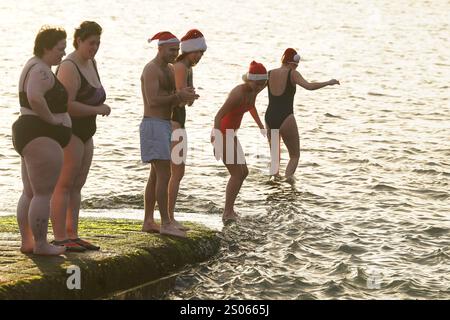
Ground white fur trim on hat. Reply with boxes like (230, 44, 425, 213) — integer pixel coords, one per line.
(181, 37, 207, 53)
(247, 73, 268, 81)
(158, 38, 180, 45)
(148, 38, 180, 45)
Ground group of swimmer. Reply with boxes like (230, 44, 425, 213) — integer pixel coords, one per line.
(11, 22, 339, 256)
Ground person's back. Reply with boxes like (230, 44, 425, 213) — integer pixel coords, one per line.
(265, 67, 296, 130)
(264, 48, 340, 182)
(219, 84, 255, 134)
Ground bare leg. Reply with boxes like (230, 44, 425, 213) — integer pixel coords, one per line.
(153, 160, 186, 238)
(17, 160, 34, 253)
(22, 138, 66, 256)
(51, 135, 84, 241)
(168, 122, 188, 230)
(66, 137, 94, 239)
(169, 162, 188, 230)
(142, 165, 159, 233)
(280, 115, 300, 182)
(222, 135, 248, 223)
(223, 163, 248, 222)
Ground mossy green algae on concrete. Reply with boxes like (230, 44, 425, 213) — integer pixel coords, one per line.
(0, 215, 220, 299)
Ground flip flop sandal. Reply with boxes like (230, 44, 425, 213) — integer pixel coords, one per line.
(71, 238, 100, 251)
(51, 239, 87, 252)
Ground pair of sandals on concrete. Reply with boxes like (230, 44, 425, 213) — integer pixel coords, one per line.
(51, 238, 100, 252)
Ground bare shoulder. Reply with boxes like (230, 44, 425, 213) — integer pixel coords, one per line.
(172, 61, 184, 70)
(25, 62, 54, 91)
(58, 59, 78, 74)
(31, 62, 53, 83)
(143, 61, 160, 74)
(270, 67, 282, 75)
(173, 61, 186, 72)
(173, 61, 185, 68)
(143, 62, 163, 85)
(142, 61, 157, 77)
(269, 67, 279, 73)
(291, 69, 303, 80)
(228, 84, 245, 101)
(230, 84, 243, 96)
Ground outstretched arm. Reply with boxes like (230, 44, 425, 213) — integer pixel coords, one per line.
(292, 70, 340, 90)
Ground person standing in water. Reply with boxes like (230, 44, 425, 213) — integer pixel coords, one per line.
(51, 21, 109, 252)
(168, 29, 207, 231)
(140, 31, 199, 237)
(212, 61, 267, 224)
(265, 48, 340, 184)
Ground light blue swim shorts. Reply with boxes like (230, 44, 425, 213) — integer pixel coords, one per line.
(139, 117, 172, 163)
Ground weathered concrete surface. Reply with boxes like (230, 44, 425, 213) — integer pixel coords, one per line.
(0, 216, 220, 300)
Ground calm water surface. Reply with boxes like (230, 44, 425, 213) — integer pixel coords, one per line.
(0, 0, 449, 299)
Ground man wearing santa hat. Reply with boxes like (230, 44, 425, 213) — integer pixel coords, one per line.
(169, 29, 207, 232)
(140, 31, 199, 238)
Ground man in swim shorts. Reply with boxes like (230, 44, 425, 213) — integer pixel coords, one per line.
(140, 31, 198, 238)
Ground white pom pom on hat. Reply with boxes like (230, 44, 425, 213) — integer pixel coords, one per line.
(282, 48, 301, 64)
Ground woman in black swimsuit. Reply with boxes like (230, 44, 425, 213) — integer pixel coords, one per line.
(168, 29, 206, 231)
(12, 26, 69, 256)
(51, 21, 110, 252)
(265, 48, 340, 184)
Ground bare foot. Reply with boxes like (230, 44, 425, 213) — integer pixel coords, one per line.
(285, 175, 296, 185)
(222, 211, 240, 224)
(142, 221, 160, 234)
(160, 223, 187, 238)
(20, 245, 34, 254)
(272, 173, 282, 180)
(172, 220, 190, 231)
(33, 243, 66, 256)
(20, 239, 35, 254)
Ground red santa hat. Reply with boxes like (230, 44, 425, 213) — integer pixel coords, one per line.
(246, 61, 268, 81)
(148, 31, 180, 46)
(180, 29, 207, 53)
(282, 48, 301, 65)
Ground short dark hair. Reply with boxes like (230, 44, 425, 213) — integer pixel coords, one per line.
(33, 26, 67, 58)
(73, 21, 102, 49)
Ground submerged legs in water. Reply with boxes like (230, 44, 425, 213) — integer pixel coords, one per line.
(268, 114, 299, 184)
